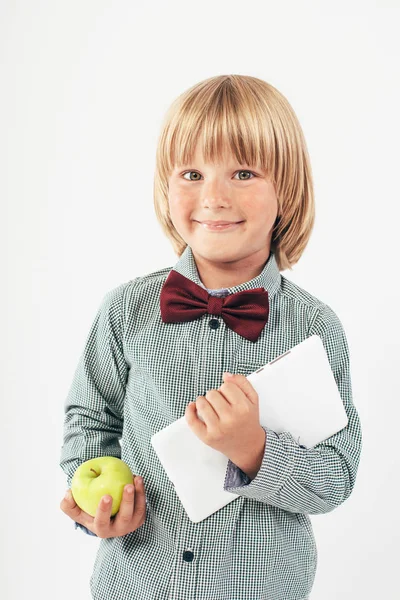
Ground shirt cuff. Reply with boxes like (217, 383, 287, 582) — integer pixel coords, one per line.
(224, 460, 252, 487)
(223, 426, 297, 497)
(74, 521, 98, 536)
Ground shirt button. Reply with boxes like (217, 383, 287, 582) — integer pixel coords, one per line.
(183, 550, 194, 562)
(208, 318, 220, 329)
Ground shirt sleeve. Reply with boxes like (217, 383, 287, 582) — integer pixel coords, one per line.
(223, 304, 363, 515)
(59, 282, 130, 489)
(74, 522, 98, 536)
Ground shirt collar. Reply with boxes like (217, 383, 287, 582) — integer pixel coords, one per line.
(171, 245, 281, 298)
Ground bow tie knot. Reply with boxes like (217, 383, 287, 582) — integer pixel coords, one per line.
(160, 270, 270, 343)
(207, 295, 224, 316)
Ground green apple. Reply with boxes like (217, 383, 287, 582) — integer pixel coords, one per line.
(71, 456, 134, 517)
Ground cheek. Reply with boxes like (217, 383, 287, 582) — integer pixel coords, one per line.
(168, 197, 193, 229)
(168, 189, 182, 209)
(248, 197, 277, 222)
(169, 190, 195, 213)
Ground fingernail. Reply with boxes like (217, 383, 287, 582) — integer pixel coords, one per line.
(224, 372, 233, 377)
(64, 490, 70, 500)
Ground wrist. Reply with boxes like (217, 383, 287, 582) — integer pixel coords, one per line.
(231, 427, 266, 481)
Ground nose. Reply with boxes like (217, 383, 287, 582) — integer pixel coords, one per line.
(200, 178, 231, 208)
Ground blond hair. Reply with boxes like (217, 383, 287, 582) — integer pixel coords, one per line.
(153, 74, 315, 272)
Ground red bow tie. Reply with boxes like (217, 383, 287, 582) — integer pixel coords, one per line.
(160, 270, 269, 342)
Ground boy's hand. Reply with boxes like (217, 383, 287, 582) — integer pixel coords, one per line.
(60, 476, 146, 538)
(185, 372, 264, 463)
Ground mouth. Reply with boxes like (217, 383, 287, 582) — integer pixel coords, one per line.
(196, 221, 244, 232)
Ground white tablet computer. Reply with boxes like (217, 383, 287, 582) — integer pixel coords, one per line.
(151, 334, 349, 523)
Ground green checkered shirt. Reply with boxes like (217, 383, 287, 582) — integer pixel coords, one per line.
(60, 245, 362, 600)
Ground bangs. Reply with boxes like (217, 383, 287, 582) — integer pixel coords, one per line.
(160, 78, 277, 180)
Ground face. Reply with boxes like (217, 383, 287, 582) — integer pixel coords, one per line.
(167, 139, 279, 289)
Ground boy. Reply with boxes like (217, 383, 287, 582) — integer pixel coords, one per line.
(60, 74, 362, 600)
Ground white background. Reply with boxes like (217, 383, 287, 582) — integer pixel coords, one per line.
(2, 1, 399, 598)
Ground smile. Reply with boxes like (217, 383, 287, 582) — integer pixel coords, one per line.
(197, 222, 243, 232)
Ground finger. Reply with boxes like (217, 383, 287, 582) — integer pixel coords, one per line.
(222, 372, 259, 405)
(204, 389, 230, 416)
(112, 477, 146, 533)
(60, 489, 98, 532)
(217, 382, 246, 411)
(93, 495, 113, 532)
(114, 483, 135, 526)
(185, 402, 207, 432)
(60, 489, 86, 522)
(200, 391, 228, 425)
(132, 477, 146, 518)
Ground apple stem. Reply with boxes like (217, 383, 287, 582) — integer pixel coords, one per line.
(90, 468, 99, 476)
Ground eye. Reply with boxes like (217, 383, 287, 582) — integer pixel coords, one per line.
(234, 170, 256, 180)
(181, 170, 256, 181)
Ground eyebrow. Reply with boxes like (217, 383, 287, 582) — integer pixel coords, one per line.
(175, 162, 257, 169)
